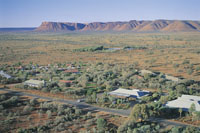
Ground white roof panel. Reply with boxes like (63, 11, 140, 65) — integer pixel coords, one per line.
(109, 88, 149, 98)
(0, 71, 12, 79)
(25, 79, 44, 85)
(165, 95, 200, 111)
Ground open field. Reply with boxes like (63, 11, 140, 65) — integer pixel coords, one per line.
(0, 32, 200, 80)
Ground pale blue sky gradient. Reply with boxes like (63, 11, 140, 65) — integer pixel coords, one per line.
(0, 0, 200, 27)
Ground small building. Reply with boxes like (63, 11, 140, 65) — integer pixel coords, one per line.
(165, 95, 200, 111)
(57, 68, 67, 71)
(108, 88, 150, 99)
(66, 64, 76, 69)
(59, 80, 73, 84)
(15, 66, 24, 70)
(39, 66, 49, 70)
(0, 71, 12, 79)
(133, 75, 143, 80)
(163, 75, 180, 82)
(24, 79, 45, 88)
(140, 70, 156, 76)
(59, 80, 73, 87)
(64, 69, 79, 73)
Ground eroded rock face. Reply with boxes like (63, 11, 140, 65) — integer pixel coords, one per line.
(35, 20, 200, 32)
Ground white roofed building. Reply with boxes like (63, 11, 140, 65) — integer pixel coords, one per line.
(0, 71, 12, 79)
(163, 75, 180, 82)
(24, 79, 45, 88)
(165, 95, 200, 111)
(140, 70, 156, 76)
(108, 88, 150, 99)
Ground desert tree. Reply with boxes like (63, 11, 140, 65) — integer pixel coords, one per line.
(189, 103, 196, 121)
(97, 118, 107, 132)
(129, 104, 149, 122)
(46, 110, 52, 118)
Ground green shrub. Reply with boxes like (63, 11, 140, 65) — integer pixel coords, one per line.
(46, 110, 52, 118)
(97, 118, 107, 132)
(30, 98, 38, 106)
(23, 105, 33, 114)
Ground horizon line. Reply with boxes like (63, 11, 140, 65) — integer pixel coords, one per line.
(1, 19, 200, 28)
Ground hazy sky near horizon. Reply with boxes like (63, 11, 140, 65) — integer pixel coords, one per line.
(0, 0, 200, 27)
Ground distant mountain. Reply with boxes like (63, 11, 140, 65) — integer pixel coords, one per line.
(35, 20, 200, 32)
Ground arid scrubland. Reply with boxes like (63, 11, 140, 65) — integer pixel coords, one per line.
(0, 32, 200, 80)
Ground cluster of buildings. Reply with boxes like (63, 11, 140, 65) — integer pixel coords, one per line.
(2, 66, 199, 113)
(108, 87, 200, 112)
(21, 64, 79, 88)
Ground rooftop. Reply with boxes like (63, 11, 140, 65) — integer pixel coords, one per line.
(59, 80, 73, 83)
(165, 94, 200, 111)
(64, 69, 79, 73)
(24, 79, 45, 85)
(140, 69, 156, 75)
(0, 71, 12, 79)
(164, 75, 180, 82)
(109, 88, 150, 99)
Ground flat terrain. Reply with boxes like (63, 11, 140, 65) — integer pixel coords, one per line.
(0, 32, 200, 80)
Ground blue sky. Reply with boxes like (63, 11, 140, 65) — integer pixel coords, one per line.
(0, 0, 200, 27)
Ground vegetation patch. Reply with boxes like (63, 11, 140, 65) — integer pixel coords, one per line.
(73, 45, 104, 52)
